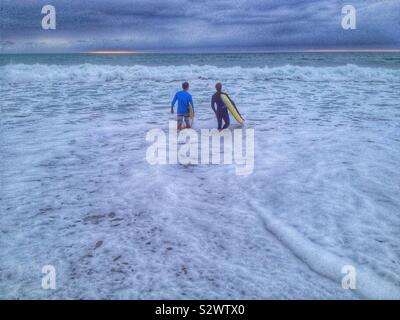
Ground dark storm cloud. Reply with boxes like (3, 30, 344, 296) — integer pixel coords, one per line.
(1, 0, 399, 52)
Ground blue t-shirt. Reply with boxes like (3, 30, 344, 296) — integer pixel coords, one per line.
(171, 90, 194, 114)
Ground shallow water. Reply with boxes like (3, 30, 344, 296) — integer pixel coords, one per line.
(1, 53, 399, 299)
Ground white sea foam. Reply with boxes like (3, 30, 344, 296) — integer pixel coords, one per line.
(1, 61, 399, 299)
(254, 205, 400, 300)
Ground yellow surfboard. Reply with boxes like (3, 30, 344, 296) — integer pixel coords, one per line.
(220, 93, 244, 125)
(189, 103, 195, 126)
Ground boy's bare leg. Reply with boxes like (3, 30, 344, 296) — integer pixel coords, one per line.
(177, 114, 183, 130)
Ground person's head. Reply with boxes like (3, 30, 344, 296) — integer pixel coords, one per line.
(182, 82, 189, 91)
(215, 82, 222, 92)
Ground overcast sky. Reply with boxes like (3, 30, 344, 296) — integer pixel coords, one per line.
(1, 0, 399, 53)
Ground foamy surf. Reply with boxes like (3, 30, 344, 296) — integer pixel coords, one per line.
(1, 53, 399, 299)
(253, 203, 400, 300)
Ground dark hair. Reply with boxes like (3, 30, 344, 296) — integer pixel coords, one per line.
(215, 82, 222, 92)
(182, 82, 189, 90)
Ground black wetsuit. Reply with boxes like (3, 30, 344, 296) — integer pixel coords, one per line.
(211, 91, 230, 130)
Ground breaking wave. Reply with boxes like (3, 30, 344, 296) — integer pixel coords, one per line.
(1, 63, 399, 83)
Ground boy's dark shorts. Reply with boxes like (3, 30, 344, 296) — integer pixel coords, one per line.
(177, 113, 190, 123)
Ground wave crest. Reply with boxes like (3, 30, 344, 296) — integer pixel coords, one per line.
(1, 63, 399, 83)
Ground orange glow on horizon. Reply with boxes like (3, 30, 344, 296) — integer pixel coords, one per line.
(87, 50, 142, 54)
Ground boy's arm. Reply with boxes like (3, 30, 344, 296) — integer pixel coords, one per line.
(171, 94, 177, 113)
(211, 95, 216, 113)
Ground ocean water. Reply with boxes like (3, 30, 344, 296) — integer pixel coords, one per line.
(1, 53, 400, 299)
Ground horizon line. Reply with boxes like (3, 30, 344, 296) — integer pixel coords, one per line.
(85, 48, 400, 54)
(2, 48, 400, 54)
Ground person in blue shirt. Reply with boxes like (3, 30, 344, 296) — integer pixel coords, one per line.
(171, 82, 194, 130)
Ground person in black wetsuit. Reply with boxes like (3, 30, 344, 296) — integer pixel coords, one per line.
(211, 82, 230, 130)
